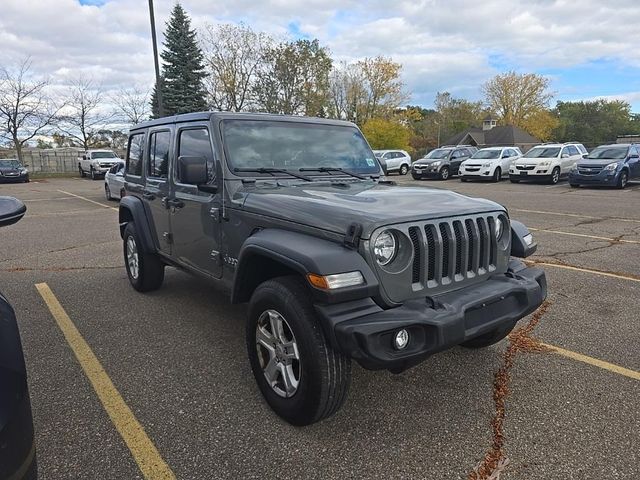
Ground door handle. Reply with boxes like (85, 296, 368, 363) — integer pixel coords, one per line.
(165, 198, 185, 209)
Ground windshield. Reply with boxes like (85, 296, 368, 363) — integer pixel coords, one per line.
(471, 150, 500, 160)
(0, 160, 20, 168)
(524, 147, 560, 158)
(586, 146, 628, 160)
(92, 152, 118, 159)
(222, 120, 381, 175)
(424, 149, 449, 159)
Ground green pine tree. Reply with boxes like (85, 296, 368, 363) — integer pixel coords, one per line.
(158, 3, 207, 116)
(149, 76, 164, 119)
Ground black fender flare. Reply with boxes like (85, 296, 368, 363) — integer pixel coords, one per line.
(118, 196, 157, 253)
(510, 220, 537, 258)
(231, 229, 379, 305)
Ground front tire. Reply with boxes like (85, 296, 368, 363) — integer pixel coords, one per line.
(411, 173, 421, 181)
(439, 166, 450, 180)
(79, 165, 86, 178)
(461, 321, 517, 348)
(510, 177, 520, 183)
(399, 164, 409, 175)
(90, 168, 97, 180)
(105, 184, 112, 200)
(492, 167, 501, 182)
(548, 167, 560, 185)
(247, 276, 351, 426)
(123, 222, 165, 292)
(616, 170, 628, 189)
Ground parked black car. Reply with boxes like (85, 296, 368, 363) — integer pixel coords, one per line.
(0, 196, 36, 479)
(411, 145, 477, 180)
(569, 143, 640, 189)
(0, 159, 30, 183)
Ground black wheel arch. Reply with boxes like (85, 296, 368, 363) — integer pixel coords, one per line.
(118, 196, 158, 253)
(232, 229, 379, 306)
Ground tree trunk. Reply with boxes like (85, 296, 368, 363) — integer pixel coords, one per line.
(13, 137, 23, 163)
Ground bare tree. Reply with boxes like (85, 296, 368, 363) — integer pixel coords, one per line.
(0, 58, 60, 162)
(111, 87, 150, 125)
(200, 23, 270, 111)
(59, 77, 115, 150)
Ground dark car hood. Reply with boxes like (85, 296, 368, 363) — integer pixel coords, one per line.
(413, 158, 446, 166)
(577, 159, 620, 167)
(234, 180, 504, 239)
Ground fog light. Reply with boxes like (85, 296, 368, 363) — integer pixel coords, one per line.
(394, 329, 409, 350)
(523, 233, 534, 246)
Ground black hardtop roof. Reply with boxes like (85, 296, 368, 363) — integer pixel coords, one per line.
(130, 111, 356, 131)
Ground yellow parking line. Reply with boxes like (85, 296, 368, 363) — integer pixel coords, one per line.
(58, 189, 118, 211)
(529, 227, 640, 244)
(542, 343, 640, 381)
(35, 283, 176, 480)
(528, 261, 640, 283)
(511, 208, 640, 224)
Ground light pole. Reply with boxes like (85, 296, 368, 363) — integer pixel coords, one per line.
(148, 0, 164, 117)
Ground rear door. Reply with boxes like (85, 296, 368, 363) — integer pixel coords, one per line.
(629, 146, 640, 179)
(565, 145, 581, 172)
(144, 128, 173, 255)
(169, 123, 223, 278)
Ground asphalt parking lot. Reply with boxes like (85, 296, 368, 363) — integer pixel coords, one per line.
(1, 176, 639, 479)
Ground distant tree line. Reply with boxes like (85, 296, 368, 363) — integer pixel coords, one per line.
(1, 3, 639, 163)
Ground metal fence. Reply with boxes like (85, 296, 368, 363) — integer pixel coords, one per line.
(0, 148, 126, 174)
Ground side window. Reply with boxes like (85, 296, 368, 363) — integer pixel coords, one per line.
(148, 131, 171, 179)
(118, 163, 125, 174)
(127, 133, 145, 177)
(177, 128, 215, 184)
(383, 152, 392, 159)
(567, 145, 579, 156)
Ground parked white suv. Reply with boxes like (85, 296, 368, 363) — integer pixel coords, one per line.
(459, 147, 522, 182)
(509, 143, 587, 185)
(79, 150, 121, 180)
(373, 150, 412, 175)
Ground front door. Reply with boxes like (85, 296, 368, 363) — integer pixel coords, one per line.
(169, 124, 222, 278)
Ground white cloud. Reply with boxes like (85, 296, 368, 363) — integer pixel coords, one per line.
(1, 0, 640, 111)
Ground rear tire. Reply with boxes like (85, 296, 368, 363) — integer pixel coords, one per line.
(411, 173, 421, 180)
(492, 167, 501, 182)
(460, 177, 468, 182)
(461, 321, 517, 348)
(247, 276, 351, 426)
(79, 165, 86, 178)
(123, 222, 164, 292)
(439, 166, 450, 180)
(399, 164, 409, 175)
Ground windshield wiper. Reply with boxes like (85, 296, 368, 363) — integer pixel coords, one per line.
(234, 167, 312, 182)
(298, 167, 367, 180)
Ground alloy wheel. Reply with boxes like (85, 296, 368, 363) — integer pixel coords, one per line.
(126, 236, 139, 280)
(255, 309, 301, 398)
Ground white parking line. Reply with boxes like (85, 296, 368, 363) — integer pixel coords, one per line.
(527, 260, 640, 283)
(58, 190, 118, 211)
(511, 208, 640, 224)
(528, 227, 640, 244)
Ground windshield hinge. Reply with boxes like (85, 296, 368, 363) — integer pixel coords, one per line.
(344, 223, 363, 250)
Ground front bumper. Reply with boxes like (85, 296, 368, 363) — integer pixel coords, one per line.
(412, 166, 442, 178)
(460, 167, 493, 179)
(569, 170, 617, 185)
(0, 173, 28, 183)
(316, 260, 546, 371)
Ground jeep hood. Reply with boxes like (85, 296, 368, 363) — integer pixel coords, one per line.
(234, 181, 504, 239)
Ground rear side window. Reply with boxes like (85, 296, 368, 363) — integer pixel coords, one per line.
(127, 133, 145, 177)
(177, 128, 215, 184)
(566, 145, 579, 155)
(148, 131, 171, 179)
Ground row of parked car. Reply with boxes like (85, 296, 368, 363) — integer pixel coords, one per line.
(374, 142, 640, 188)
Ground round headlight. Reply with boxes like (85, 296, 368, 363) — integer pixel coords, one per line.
(494, 217, 504, 240)
(373, 230, 397, 266)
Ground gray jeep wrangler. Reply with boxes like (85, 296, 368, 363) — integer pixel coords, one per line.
(119, 112, 546, 426)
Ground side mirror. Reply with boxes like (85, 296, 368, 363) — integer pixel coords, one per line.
(561, 153, 570, 158)
(178, 155, 208, 185)
(630, 154, 639, 159)
(0, 196, 27, 227)
(115, 171, 124, 177)
(582, 153, 588, 158)
(510, 220, 537, 258)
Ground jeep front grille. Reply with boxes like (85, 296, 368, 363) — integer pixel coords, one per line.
(408, 215, 498, 287)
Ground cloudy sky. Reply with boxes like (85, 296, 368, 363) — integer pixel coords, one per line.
(2, 0, 640, 110)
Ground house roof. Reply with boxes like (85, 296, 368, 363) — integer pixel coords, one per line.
(442, 125, 540, 147)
